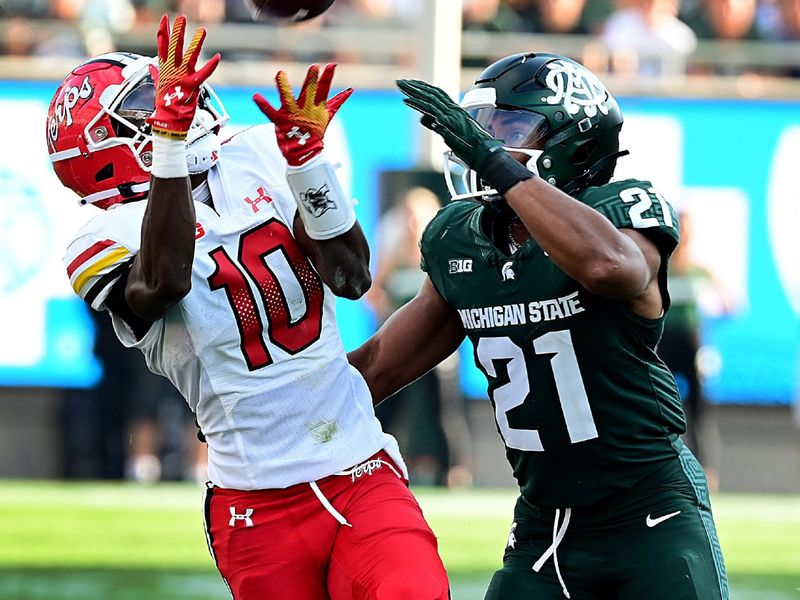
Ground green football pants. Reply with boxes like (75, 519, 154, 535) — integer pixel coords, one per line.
(485, 448, 728, 599)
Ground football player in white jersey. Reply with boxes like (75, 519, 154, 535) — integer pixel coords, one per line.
(48, 15, 449, 600)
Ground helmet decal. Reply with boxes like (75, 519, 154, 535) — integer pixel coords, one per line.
(46, 52, 228, 209)
(442, 53, 625, 198)
(542, 59, 609, 118)
(48, 75, 94, 142)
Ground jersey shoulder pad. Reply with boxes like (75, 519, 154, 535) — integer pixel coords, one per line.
(220, 125, 284, 172)
(419, 200, 479, 273)
(63, 202, 144, 309)
(577, 179, 679, 252)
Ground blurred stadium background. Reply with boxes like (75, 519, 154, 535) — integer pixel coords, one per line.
(0, 0, 799, 598)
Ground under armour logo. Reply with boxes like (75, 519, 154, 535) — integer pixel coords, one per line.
(244, 186, 273, 213)
(287, 126, 311, 145)
(501, 261, 515, 281)
(163, 86, 184, 106)
(229, 507, 254, 527)
(507, 522, 517, 549)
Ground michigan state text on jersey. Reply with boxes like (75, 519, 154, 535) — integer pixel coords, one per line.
(421, 179, 681, 507)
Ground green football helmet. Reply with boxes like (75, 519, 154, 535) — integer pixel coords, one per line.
(445, 52, 626, 199)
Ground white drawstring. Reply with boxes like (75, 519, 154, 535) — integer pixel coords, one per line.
(309, 457, 402, 528)
(309, 481, 352, 527)
(532, 507, 572, 599)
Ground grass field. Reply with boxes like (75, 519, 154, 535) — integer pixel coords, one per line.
(0, 481, 797, 599)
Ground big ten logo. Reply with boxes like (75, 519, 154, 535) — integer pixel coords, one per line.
(449, 258, 473, 274)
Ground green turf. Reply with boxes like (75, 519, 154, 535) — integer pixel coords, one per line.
(0, 481, 797, 599)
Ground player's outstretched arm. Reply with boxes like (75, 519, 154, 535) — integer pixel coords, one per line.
(397, 78, 655, 302)
(126, 14, 220, 321)
(348, 277, 465, 405)
(254, 64, 370, 299)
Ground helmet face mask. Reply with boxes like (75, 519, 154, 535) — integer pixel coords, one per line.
(46, 52, 228, 209)
(445, 52, 625, 203)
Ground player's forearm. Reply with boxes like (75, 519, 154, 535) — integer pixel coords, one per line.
(505, 177, 649, 296)
(349, 282, 465, 405)
(126, 176, 196, 319)
(349, 326, 431, 406)
(294, 217, 371, 299)
(311, 223, 371, 299)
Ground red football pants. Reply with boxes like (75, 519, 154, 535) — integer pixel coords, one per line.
(203, 451, 450, 600)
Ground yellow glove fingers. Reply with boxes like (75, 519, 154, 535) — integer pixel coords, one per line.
(275, 71, 299, 114)
(168, 15, 187, 73)
(298, 64, 320, 112)
(183, 26, 207, 74)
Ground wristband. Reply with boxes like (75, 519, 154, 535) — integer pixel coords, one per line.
(150, 134, 189, 179)
(479, 149, 535, 196)
(286, 156, 356, 240)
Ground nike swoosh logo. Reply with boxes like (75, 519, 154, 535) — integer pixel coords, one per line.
(646, 510, 682, 528)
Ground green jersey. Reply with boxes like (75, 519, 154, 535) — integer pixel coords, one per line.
(420, 179, 683, 507)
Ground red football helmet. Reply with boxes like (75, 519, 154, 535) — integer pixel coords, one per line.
(46, 52, 228, 210)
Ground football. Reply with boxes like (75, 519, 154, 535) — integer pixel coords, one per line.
(243, 0, 336, 22)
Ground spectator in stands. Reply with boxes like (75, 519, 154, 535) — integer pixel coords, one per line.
(33, 0, 89, 58)
(326, 0, 417, 26)
(175, 0, 225, 24)
(462, 0, 529, 32)
(2, 17, 36, 56)
(80, 0, 137, 55)
(129, 1, 170, 24)
(682, 0, 759, 39)
(518, 0, 593, 33)
(0, 0, 50, 17)
(601, 0, 697, 77)
(755, 0, 800, 40)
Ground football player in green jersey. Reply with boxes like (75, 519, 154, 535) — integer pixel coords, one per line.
(349, 53, 729, 599)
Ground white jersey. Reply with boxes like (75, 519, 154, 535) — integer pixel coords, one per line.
(63, 125, 404, 489)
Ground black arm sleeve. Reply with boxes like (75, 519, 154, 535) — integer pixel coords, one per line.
(103, 266, 156, 341)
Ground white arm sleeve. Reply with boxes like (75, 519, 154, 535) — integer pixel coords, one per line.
(286, 156, 356, 240)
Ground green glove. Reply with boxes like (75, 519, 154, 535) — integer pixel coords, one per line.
(397, 79, 533, 195)
(397, 79, 502, 171)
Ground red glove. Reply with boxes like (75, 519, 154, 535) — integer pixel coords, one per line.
(253, 64, 353, 167)
(148, 14, 220, 141)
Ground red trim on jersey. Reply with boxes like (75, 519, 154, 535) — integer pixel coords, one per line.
(66, 239, 115, 277)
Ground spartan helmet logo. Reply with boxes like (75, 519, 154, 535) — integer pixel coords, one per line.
(300, 183, 336, 218)
(501, 261, 515, 282)
(541, 59, 610, 118)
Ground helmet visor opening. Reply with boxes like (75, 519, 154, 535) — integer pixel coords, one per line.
(114, 78, 155, 137)
(468, 107, 549, 151)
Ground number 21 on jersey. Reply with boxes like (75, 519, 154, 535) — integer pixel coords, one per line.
(476, 331, 598, 451)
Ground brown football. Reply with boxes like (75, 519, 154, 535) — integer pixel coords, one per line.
(244, 0, 336, 22)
